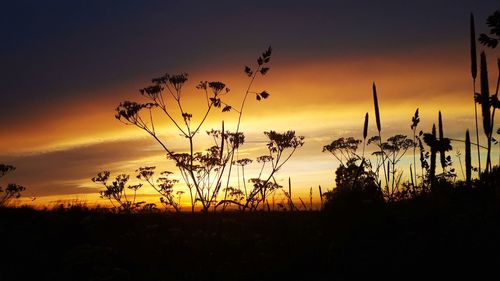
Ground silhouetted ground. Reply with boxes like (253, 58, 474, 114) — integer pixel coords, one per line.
(0, 192, 497, 281)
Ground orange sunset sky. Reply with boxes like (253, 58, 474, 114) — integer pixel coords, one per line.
(1, 1, 499, 207)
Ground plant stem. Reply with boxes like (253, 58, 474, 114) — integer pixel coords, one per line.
(473, 81, 482, 177)
(222, 65, 261, 210)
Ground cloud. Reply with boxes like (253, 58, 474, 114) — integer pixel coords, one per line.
(0, 138, 164, 196)
(2, 0, 496, 120)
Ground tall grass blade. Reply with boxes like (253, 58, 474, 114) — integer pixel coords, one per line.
(412, 108, 419, 188)
(409, 165, 415, 195)
(363, 112, 369, 140)
(318, 185, 323, 207)
(309, 187, 313, 211)
(438, 111, 446, 171)
(373, 83, 381, 132)
(470, 13, 477, 80)
(471, 13, 481, 176)
(430, 124, 437, 189)
(480, 52, 491, 137)
(387, 161, 390, 188)
(220, 121, 225, 160)
(372, 82, 387, 188)
(480, 52, 492, 172)
(465, 130, 472, 187)
(362, 112, 369, 159)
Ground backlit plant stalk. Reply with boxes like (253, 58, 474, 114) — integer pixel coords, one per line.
(465, 130, 472, 187)
(487, 58, 500, 171)
(470, 13, 482, 176)
(479, 52, 492, 173)
(216, 131, 304, 212)
(362, 112, 369, 159)
(429, 124, 437, 188)
(373, 82, 389, 190)
(222, 47, 272, 210)
(438, 111, 446, 172)
(411, 108, 420, 187)
(115, 48, 273, 212)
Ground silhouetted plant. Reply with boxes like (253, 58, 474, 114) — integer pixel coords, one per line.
(241, 130, 305, 211)
(490, 59, 500, 167)
(479, 52, 492, 173)
(318, 185, 323, 207)
(495, 128, 500, 166)
(423, 122, 453, 190)
(487, 59, 500, 171)
(222, 47, 273, 209)
(321, 11, 498, 207)
(372, 82, 389, 188)
(0, 164, 26, 207)
(0, 164, 15, 178)
(465, 130, 472, 187)
(282, 177, 298, 211)
(425, 125, 437, 189)
(140, 203, 159, 213)
(412, 128, 430, 192)
(256, 155, 273, 178)
(455, 150, 465, 180)
(136, 166, 182, 212)
(411, 108, 420, 187)
(362, 112, 369, 159)
(233, 158, 253, 199)
(478, 10, 500, 49)
(92, 171, 144, 212)
(224, 186, 246, 209)
(322, 159, 382, 211)
(471, 13, 500, 176)
(114, 47, 277, 212)
(470, 13, 482, 176)
(474, 52, 500, 174)
(368, 135, 414, 201)
(324, 129, 370, 193)
(186, 130, 305, 212)
(438, 111, 446, 172)
(323, 137, 362, 167)
(323, 135, 383, 208)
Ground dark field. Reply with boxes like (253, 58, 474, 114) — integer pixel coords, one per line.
(0, 192, 497, 281)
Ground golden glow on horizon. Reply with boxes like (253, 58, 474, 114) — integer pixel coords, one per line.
(2, 50, 498, 206)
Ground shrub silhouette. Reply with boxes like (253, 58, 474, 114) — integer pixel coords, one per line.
(322, 160, 383, 212)
(92, 171, 144, 212)
(0, 164, 26, 206)
(219, 130, 305, 211)
(323, 137, 383, 210)
(136, 166, 183, 212)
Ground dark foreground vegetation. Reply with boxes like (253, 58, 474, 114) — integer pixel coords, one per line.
(0, 186, 497, 281)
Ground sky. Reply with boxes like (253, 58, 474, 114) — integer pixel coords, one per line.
(1, 0, 499, 207)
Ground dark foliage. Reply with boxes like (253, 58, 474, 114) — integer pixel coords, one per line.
(478, 10, 500, 48)
(0, 188, 496, 281)
(323, 160, 384, 212)
(0, 164, 26, 206)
